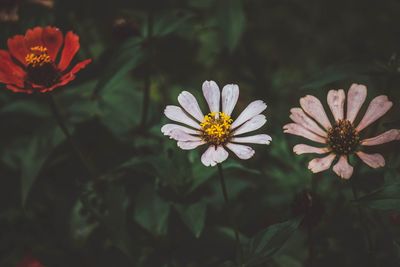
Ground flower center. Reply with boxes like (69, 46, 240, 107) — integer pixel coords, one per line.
(200, 112, 233, 145)
(25, 46, 60, 87)
(327, 119, 360, 155)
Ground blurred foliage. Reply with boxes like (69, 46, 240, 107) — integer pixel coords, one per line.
(1, 0, 400, 266)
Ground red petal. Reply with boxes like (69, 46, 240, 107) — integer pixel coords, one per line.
(5, 84, 33, 94)
(24, 27, 44, 49)
(42, 26, 63, 61)
(7, 35, 29, 66)
(68, 58, 92, 75)
(58, 31, 80, 71)
(0, 50, 26, 87)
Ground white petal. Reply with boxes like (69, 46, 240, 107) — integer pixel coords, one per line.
(361, 129, 400, 146)
(327, 89, 345, 121)
(222, 84, 239, 116)
(283, 123, 327, 143)
(178, 91, 204, 121)
(356, 95, 393, 132)
(356, 151, 385, 168)
(293, 144, 330, 155)
(201, 145, 228, 166)
(168, 129, 201, 142)
(308, 153, 336, 173)
(332, 155, 353, 179)
(290, 108, 327, 137)
(231, 100, 267, 129)
(231, 134, 272, 145)
(300, 95, 332, 130)
(164, 105, 201, 129)
(346, 83, 367, 123)
(225, 143, 255, 160)
(202, 80, 220, 113)
(161, 124, 200, 136)
(177, 140, 205, 150)
(233, 114, 266, 136)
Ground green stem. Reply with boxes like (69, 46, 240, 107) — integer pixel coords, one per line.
(217, 163, 243, 265)
(351, 179, 376, 266)
(47, 94, 96, 178)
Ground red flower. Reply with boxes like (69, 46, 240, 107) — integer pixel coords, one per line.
(16, 254, 44, 267)
(0, 26, 91, 94)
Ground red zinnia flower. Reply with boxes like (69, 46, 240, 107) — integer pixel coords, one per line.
(16, 254, 45, 267)
(0, 26, 91, 94)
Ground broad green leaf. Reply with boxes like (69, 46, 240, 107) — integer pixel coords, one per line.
(2, 126, 64, 206)
(244, 217, 302, 266)
(152, 11, 194, 37)
(93, 38, 143, 94)
(133, 185, 171, 236)
(175, 201, 207, 238)
(357, 183, 400, 211)
(217, 0, 246, 52)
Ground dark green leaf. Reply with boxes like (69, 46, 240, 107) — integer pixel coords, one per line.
(244, 217, 302, 266)
(175, 201, 207, 238)
(357, 183, 400, 211)
(133, 185, 171, 236)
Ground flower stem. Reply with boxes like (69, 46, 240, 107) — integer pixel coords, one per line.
(350, 179, 376, 266)
(47, 94, 96, 178)
(217, 163, 243, 265)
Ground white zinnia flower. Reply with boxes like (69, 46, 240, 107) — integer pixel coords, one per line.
(284, 83, 400, 179)
(162, 80, 272, 166)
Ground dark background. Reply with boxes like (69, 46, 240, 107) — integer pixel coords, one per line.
(0, 0, 400, 266)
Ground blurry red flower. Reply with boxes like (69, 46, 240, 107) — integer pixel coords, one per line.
(16, 254, 44, 267)
(0, 26, 91, 94)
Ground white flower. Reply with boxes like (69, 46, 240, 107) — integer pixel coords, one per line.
(284, 83, 400, 179)
(162, 80, 271, 166)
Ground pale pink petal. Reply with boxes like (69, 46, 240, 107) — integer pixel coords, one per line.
(290, 108, 327, 137)
(308, 153, 336, 173)
(293, 144, 330, 155)
(164, 105, 201, 129)
(177, 141, 206, 150)
(161, 124, 200, 136)
(327, 89, 345, 121)
(300, 95, 331, 130)
(222, 84, 239, 116)
(332, 155, 353, 179)
(168, 129, 201, 142)
(356, 151, 385, 168)
(231, 100, 267, 129)
(202, 80, 220, 113)
(178, 91, 204, 121)
(346, 83, 367, 123)
(356, 95, 393, 132)
(361, 129, 400, 146)
(283, 123, 326, 143)
(201, 145, 228, 166)
(231, 134, 272, 145)
(233, 115, 266, 136)
(225, 143, 255, 160)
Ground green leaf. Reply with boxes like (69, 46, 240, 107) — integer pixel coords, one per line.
(133, 185, 171, 236)
(217, 0, 246, 52)
(98, 78, 142, 136)
(93, 38, 143, 94)
(175, 201, 207, 238)
(152, 11, 194, 37)
(2, 126, 64, 206)
(357, 183, 400, 211)
(244, 217, 302, 266)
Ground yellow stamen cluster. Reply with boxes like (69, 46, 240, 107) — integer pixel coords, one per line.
(200, 112, 233, 145)
(25, 46, 51, 67)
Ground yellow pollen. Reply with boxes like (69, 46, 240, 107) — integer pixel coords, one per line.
(200, 112, 232, 145)
(25, 46, 51, 67)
